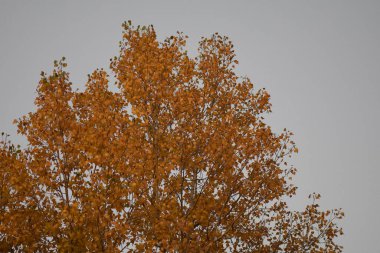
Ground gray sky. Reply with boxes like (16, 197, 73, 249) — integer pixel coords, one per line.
(1, 1, 379, 252)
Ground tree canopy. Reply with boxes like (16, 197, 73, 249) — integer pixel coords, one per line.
(0, 22, 343, 252)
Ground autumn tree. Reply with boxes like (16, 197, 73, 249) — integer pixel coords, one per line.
(0, 22, 343, 252)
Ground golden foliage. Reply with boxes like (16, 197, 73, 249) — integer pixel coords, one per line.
(1, 22, 343, 252)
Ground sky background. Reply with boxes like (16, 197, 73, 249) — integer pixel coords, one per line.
(1, 1, 379, 252)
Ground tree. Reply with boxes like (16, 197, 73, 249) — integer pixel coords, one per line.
(1, 22, 343, 252)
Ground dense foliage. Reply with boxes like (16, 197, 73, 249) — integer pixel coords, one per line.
(0, 22, 343, 252)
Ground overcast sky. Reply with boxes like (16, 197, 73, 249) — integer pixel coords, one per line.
(1, 1, 379, 252)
